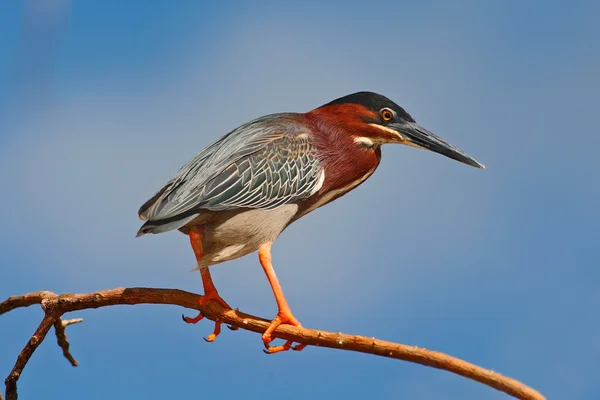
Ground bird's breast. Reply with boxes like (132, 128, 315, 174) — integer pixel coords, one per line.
(296, 145, 381, 217)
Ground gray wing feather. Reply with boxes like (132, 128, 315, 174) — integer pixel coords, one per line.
(139, 114, 322, 222)
(206, 137, 320, 210)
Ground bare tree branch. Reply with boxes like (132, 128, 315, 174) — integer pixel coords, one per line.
(1, 288, 545, 400)
(5, 314, 56, 400)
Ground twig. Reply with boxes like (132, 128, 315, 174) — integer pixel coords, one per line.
(53, 318, 83, 367)
(1, 287, 546, 400)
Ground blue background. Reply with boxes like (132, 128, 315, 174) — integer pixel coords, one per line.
(1, 1, 599, 399)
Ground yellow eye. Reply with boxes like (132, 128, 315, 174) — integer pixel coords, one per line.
(381, 109, 394, 122)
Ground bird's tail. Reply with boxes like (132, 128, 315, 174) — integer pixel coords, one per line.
(136, 214, 199, 237)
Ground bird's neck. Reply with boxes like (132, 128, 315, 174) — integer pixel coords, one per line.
(297, 111, 382, 215)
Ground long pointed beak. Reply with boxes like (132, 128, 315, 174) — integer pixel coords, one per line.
(391, 121, 485, 169)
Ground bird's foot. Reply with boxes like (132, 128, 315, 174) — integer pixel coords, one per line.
(262, 310, 307, 354)
(182, 292, 233, 342)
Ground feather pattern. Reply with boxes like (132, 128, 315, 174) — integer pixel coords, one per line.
(138, 113, 323, 224)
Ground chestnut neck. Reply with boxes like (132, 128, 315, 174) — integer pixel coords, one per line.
(299, 106, 382, 210)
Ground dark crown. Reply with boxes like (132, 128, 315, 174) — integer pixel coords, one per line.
(322, 91, 415, 122)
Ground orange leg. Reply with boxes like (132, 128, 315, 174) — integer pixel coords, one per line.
(259, 242, 307, 354)
(182, 230, 234, 342)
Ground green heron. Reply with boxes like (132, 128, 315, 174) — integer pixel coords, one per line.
(137, 91, 484, 353)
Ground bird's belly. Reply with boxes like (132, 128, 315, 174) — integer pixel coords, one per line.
(190, 204, 299, 268)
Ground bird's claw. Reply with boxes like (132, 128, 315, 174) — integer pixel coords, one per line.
(182, 293, 233, 343)
(292, 343, 307, 351)
(261, 311, 306, 354)
(203, 321, 221, 342)
(182, 312, 204, 324)
(262, 340, 307, 354)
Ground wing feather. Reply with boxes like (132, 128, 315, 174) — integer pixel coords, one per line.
(138, 114, 323, 223)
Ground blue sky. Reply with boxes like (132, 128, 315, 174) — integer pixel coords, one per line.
(1, 1, 599, 399)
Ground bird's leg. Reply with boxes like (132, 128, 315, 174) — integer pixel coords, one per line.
(182, 230, 234, 342)
(259, 242, 307, 354)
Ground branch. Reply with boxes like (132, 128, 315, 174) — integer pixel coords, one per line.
(1, 288, 545, 400)
(5, 314, 56, 400)
(53, 318, 83, 367)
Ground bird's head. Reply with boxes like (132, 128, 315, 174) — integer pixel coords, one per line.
(310, 91, 484, 169)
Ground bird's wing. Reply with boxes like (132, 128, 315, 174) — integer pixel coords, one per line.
(138, 114, 323, 222)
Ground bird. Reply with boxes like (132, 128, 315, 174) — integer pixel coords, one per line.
(136, 91, 484, 354)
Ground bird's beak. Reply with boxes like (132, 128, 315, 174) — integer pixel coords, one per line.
(390, 121, 485, 169)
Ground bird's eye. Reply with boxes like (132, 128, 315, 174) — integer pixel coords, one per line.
(380, 108, 394, 122)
